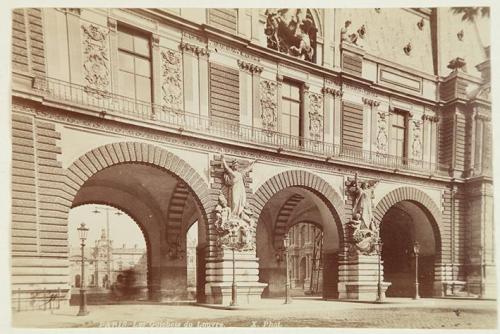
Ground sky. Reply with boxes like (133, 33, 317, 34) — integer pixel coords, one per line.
(68, 204, 147, 249)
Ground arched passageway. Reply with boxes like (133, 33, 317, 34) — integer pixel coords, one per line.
(65, 143, 211, 303)
(255, 181, 343, 300)
(380, 200, 439, 297)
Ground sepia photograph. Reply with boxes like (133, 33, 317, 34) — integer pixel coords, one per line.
(3, 1, 497, 331)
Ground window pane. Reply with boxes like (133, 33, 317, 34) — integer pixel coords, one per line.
(118, 52, 134, 73)
(118, 31, 134, 52)
(282, 113, 290, 135)
(118, 71, 135, 97)
(134, 35, 150, 58)
(135, 75, 151, 102)
(282, 99, 290, 116)
(282, 83, 291, 98)
(290, 101, 300, 117)
(135, 57, 151, 77)
(290, 85, 300, 99)
(290, 115, 300, 136)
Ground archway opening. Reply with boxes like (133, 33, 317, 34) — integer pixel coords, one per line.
(69, 161, 207, 303)
(256, 186, 341, 300)
(68, 204, 148, 304)
(380, 200, 438, 297)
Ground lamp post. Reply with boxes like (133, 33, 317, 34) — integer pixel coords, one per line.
(413, 241, 420, 300)
(375, 237, 384, 303)
(229, 231, 238, 307)
(77, 223, 89, 316)
(284, 234, 292, 304)
(93, 207, 122, 288)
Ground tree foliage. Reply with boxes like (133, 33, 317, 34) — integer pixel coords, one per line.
(451, 7, 490, 22)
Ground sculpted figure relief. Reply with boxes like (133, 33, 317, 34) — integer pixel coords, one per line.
(264, 8, 317, 62)
(345, 173, 380, 255)
(215, 155, 258, 251)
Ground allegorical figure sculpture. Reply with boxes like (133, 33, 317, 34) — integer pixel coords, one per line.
(345, 173, 379, 255)
(264, 8, 317, 62)
(215, 155, 257, 251)
(221, 154, 255, 218)
(352, 181, 379, 232)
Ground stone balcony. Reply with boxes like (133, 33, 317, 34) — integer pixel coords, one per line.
(17, 76, 451, 178)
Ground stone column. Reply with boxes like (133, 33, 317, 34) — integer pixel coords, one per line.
(338, 175, 390, 301)
(237, 60, 263, 129)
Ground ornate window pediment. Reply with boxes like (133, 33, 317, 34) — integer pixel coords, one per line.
(264, 8, 317, 63)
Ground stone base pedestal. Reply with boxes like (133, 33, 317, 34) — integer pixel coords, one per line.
(205, 281, 268, 305)
(204, 250, 267, 305)
(338, 254, 391, 301)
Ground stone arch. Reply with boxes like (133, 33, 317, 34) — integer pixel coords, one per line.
(251, 170, 345, 244)
(308, 9, 323, 37)
(373, 186, 442, 255)
(64, 142, 212, 236)
(273, 194, 304, 248)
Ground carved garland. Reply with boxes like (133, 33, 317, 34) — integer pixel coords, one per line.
(376, 111, 389, 155)
(237, 60, 263, 74)
(161, 49, 183, 112)
(259, 80, 278, 132)
(308, 92, 324, 141)
(411, 119, 423, 159)
(81, 24, 110, 98)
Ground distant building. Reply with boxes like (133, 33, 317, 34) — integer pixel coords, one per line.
(69, 229, 147, 290)
(288, 223, 323, 293)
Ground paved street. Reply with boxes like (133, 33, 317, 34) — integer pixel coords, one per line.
(11, 297, 497, 329)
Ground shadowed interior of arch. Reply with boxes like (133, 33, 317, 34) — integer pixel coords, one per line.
(380, 200, 440, 298)
(256, 186, 342, 300)
(69, 162, 208, 303)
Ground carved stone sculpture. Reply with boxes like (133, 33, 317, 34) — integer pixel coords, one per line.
(264, 8, 317, 62)
(215, 155, 258, 251)
(447, 57, 467, 72)
(81, 24, 110, 98)
(345, 173, 380, 255)
(260, 80, 278, 132)
(376, 111, 389, 155)
(221, 154, 256, 219)
(308, 93, 323, 141)
(161, 49, 183, 112)
(214, 193, 256, 251)
(411, 119, 422, 159)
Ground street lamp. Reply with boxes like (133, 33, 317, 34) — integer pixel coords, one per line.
(283, 234, 292, 304)
(229, 231, 238, 307)
(93, 207, 122, 288)
(375, 237, 384, 303)
(77, 223, 89, 316)
(413, 241, 420, 300)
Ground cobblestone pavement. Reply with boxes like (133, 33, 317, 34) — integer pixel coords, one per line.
(11, 297, 497, 329)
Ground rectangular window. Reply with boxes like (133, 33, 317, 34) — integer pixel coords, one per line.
(117, 26, 152, 103)
(390, 111, 407, 159)
(281, 80, 302, 143)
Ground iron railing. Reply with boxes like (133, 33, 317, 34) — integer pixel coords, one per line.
(41, 77, 450, 175)
(13, 288, 64, 312)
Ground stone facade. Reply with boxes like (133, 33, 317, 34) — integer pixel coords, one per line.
(10, 7, 492, 309)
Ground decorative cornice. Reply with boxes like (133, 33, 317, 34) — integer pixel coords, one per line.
(237, 60, 263, 74)
(362, 97, 380, 107)
(62, 8, 81, 16)
(321, 87, 343, 97)
(475, 113, 491, 122)
(151, 34, 160, 48)
(422, 114, 439, 122)
(179, 41, 209, 57)
(107, 17, 117, 31)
